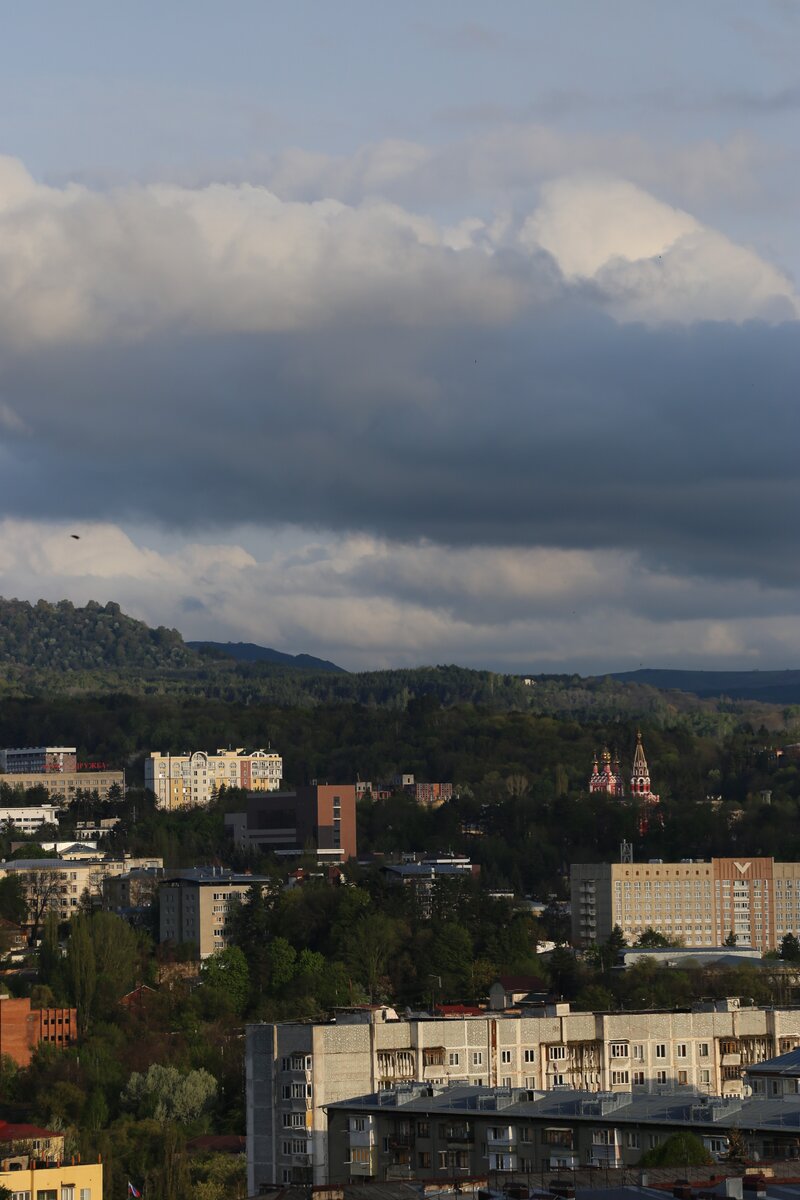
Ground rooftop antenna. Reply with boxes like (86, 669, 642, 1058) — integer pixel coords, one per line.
(620, 840, 633, 863)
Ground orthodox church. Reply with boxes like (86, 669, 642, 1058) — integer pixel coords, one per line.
(588, 731, 661, 833)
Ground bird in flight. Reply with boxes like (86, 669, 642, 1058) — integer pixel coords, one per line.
(70, 534, 80, 540)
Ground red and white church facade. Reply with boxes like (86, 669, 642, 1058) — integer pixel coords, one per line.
(589, 731, 661, 833)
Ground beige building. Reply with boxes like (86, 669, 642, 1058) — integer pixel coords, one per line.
(0, 854, 163, 927)
(571, 856, 800, 952)
(246, 997, 800, 1189)
(145, 748, 282, 810)
(0, 770, 124, 803)
(159, 869, 271, 958)
(0, 1158, 102, 1199)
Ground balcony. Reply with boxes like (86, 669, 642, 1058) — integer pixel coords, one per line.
(388, 1135, 414, 1151)
(487, 1134, 515, 1149)
(446, 1129, 474, 1145)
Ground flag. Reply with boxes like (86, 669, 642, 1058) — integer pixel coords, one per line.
(128, 1184, 141, 1198)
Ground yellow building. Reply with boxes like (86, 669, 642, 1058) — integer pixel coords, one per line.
(0, 1157, 102, 1200)
(145, 748, 282, 810)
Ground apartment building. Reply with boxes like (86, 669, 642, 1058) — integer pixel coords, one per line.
(159, 868, 271, 958)
(0, 854, 163, 926)
(571, 856, 800, 951)
(245, 998, 800, 1190)
(144, 748, 282, 810)
(326, 1075, 800, 1181)
(228, 784, 357, 862)
(0, 746, 77, 773)
(0, 995, 77, 1067)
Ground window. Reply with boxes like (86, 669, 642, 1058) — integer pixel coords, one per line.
(448, 1052, 460, 1066)
(418, 1152, 431, 1169)
(610, 1042, 628, 1058)
(656, 1070, 667, 1084)
(351, 1148, 370, 1165)
(632, 1071, 645, 1085)
(611, 1070, 629, 1085)
(417, 1122, 430, 1138)
(501, 1049, 512, 1064)
(524, 1049, 535, 1063)
(698, 1043, 709, 1058)
(648, 1134, 661, 1149)
(655, 1044, 667, 1059)
(678, 1070, 688, 1085)
(472, 1051, 483, 1066)
(700, 1069, 711, 1085)
(677, 1044, 687, 1058)
(437, 1152, 448, 1170)
(625, 1132, 640, 1148)
(351, 1118, 366, 1132)
(632, 1044, 644, 1061)
(548, 1046, 566, 1060)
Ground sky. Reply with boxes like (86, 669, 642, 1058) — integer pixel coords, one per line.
(1, 1, 800, 673)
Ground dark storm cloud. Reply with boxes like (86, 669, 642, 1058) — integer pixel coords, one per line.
(2, 306, 800, 589)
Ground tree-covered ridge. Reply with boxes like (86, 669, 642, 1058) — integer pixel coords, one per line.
(0, 597, 197, 671)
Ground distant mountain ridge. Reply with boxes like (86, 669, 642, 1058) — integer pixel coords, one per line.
(610, 668, 800, 704)
(188, 640, 345, 673)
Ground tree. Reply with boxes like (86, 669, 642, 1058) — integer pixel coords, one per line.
(780, 932, 800, 962)
(266, 937, 297, 995)
(200, 946, 250, 1015)
(639, 1131, 713, 1167)
(38, 910, 63, 991)
(0, 875, 27, 926)
(637, 928, 674, 948)
(122, 1064, 217, 1125)
(65, 915, 96, 1035)
(22, 870, 63, 945)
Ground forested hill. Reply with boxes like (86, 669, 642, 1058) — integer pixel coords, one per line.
(187, 640, 344, 673)
(612, 668, 800, 704)
(0, 596, 792, 732)
(0, 597, 197, 670)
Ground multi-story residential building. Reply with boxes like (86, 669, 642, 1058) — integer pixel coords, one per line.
(0, 995, 77, 1067)
(144, 748, 282, 810)
(0, 746, 77, 774)
(326, 1072, 800, 1182)
(246, 998, 800, 1190)
(227, 783, 357, 862)
(0, 854, 162, 927)
(159, 868, 271, 958)
(571, 855, 800, 952)
(0, 805, 61, 833)
(0, 769, 124, 804)
(0, 1159, 102, 1199)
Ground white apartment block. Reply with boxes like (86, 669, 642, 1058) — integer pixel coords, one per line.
(144, 748, 282, 810)
(0, 805, 61, 832)
(246, 998, 800, 1191)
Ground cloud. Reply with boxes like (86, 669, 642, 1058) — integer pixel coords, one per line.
(1, 520, 800, 672)
(0, 155, 799, 643)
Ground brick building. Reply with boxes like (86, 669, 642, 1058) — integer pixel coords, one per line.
(0, 996, 77, 1067)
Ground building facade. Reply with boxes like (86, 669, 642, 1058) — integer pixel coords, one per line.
(0, 770, 124, 804)
(326, 1078, 800, 1182)
(0, 996, 77, 1067)
(158, 869, 271, 958)
(571, 855, 800, 951)
(0, 1160, 102, 1200)
(0, 747, 77, 774)
(229, 784, 357, 862)
(0, 806, 61, 833)
(0, 855, 163, 927)
(144, 748, 282, 810)
(245, 998, 800, 1190)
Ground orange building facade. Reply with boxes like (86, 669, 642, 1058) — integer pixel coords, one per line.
(0, 997, 77, 1067)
